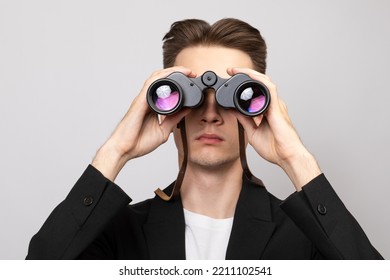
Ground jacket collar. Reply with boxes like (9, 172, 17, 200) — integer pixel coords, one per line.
(143, 182, 186, 259)
(226, 177, 276, 259)
(143, 177, 275, 260)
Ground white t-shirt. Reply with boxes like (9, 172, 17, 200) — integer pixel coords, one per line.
(184, 208, 234, 260)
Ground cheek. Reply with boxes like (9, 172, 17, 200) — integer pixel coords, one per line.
(222, 114, 245, 148)
(222, 111, 239, 130)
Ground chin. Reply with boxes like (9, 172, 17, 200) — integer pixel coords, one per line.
(189, 154, 239, 169)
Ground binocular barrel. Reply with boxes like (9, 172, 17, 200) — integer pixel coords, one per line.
(146, 71, 270, 117)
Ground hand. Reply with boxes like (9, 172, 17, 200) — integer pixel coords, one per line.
(92, 67, 196, 181)
(228, 67, 321, 190)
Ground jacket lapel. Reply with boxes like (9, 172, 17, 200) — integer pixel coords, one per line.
(143, 184, 186, 260)
(226, 177, 276, 259)
(143, 178, 275, 260)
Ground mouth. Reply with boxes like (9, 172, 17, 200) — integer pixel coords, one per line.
(196, 133, 224, 144)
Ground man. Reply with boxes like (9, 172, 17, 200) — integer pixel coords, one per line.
(26, 18, 382, 259)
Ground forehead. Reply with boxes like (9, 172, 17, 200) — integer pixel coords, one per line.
(174, 46, 253, 78)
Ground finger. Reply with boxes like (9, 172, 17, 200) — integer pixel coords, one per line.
(227, 67, 278, 104)
(150, 66, 197, 80)
(227, 67, 279, 108)
(144, 67, 196, 93)
(227, 67, 272, 82)
(253, 114, 265, 127)
(159, 108, 191, 138)
(231, 110, 258, 138)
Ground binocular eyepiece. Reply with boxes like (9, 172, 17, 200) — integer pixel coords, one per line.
(146, 71, 270, 116)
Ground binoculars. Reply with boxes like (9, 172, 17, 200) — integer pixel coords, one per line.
(146, 71, 270, 116)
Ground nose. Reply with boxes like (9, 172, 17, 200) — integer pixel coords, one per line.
(199, 89, 223, 125)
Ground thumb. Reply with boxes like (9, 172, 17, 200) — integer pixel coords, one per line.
(160, 108, 191, 135)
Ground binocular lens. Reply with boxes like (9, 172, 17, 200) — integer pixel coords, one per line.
(147, 72, 270, 116)
(155, 85, 180, 111)
(148, 81, 182, 114)
(235, 85, 268, 115)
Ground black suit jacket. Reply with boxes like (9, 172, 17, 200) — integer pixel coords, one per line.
(26, 165, 382, 259)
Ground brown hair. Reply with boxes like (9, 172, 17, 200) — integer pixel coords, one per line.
(162, 18, 267, 73)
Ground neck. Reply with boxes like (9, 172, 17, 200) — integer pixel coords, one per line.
(180, 159, 243, 219)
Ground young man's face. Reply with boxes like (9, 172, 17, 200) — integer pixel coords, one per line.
(173, 46, 254, 170)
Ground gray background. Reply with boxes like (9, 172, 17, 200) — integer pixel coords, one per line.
(0, 0, 389, 259)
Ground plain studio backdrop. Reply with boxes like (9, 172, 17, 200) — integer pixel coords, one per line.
(0, 0, 389, 260)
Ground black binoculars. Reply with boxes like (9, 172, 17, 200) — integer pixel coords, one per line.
(146, 71, 270, 116)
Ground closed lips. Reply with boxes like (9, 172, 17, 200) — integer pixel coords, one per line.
(197, 134, 224, 142)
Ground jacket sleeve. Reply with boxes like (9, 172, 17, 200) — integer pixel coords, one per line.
(280, 174, 383, 259)
(26, 165, 131, 260)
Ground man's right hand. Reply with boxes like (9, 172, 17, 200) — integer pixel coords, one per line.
(91, 67, 196, 181)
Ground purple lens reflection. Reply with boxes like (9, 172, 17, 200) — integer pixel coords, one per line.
(247, 95, 266, 113)
(155, 91, 180, 111)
